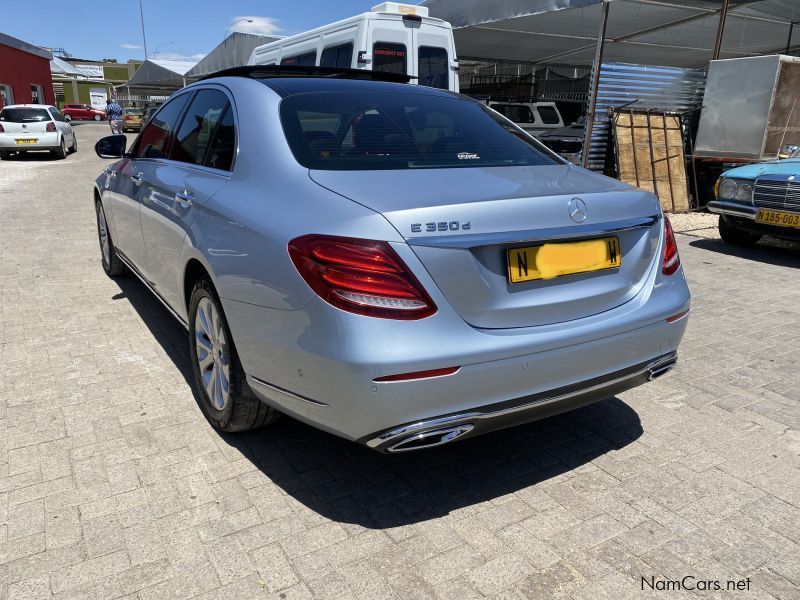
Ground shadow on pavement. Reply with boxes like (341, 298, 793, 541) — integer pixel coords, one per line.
(688, 237, 800, 268)
(114, 274, 644, 528)
(1, 150, 63, 162)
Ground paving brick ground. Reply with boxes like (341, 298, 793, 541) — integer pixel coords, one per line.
(1, 123, 799, 599)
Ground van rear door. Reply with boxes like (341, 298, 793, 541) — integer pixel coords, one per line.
(368, 17, 413, 79)
(416, 21, 455, 91)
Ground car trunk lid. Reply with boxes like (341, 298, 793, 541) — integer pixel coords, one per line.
(309, 165, 662, 329)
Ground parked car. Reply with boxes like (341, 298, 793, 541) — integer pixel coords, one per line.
(708, 151, 800, 245)
(92, 66, 689, 452)
(62, 103, 105, 122)
(0, 104, 77, 159)
(142, 101, 163, 125)
(538, 116, 585, 164)
(122, 107, 144, 132)
(487, 101, 565, 137)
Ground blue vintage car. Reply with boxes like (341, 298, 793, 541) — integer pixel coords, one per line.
(709, 155, 800, 245)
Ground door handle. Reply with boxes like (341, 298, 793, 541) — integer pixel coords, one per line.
(175, 190, 194, 208)
(130, 172, 143, 185)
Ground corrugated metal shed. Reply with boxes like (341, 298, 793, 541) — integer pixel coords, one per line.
(186, 32, 281, 79)
(126, 58, 196, 87)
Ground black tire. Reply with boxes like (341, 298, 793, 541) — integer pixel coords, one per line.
(54, 137, 67, 159)
(69, 133, 77, 153)
(188, 278, 279, 432)
(95, 200, 126, 277)
(719, 215, 762, 247)
(0, 151, 8, 160)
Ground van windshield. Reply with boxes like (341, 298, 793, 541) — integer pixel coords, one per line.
(280, 90, 559, 171)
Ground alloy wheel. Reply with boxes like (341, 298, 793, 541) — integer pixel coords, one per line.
(96, 204, 111, 266)
(194, 297, 231, 411)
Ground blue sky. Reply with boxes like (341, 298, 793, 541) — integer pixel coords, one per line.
(4, 1, 407, 63)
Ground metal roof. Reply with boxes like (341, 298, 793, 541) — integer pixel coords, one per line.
(126, 58, 196, 87)
(50, 56, 84, 76)
(185, 32, 281, 78)
(422, 0, 800, 68)
(0, 31, 52, 60)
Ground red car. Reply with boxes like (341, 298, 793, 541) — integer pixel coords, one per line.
(62, 104, 106, 122)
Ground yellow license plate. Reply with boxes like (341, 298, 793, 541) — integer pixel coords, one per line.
(756, 208, 800, 228)
(507, 237, 621, 283)
(15, 139, 37, 145)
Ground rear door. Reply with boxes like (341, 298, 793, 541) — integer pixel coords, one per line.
(369, 17, 411, 80)
(415, 22, 453, 90)
(139, 88, 233, 311)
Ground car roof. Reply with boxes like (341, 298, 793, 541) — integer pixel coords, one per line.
(2, 104, 54, 109)
(257, 76, 455, 98)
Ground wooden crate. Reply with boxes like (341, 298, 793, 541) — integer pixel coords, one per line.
(612, 110, 690, 213)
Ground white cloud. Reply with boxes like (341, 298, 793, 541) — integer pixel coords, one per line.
(120, 43, 143, 49)
(226, 16, 281, 36)
(151, 51, 207, 63)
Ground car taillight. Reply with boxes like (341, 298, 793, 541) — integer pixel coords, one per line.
(46, 122, 56, 132)
(288, 234, 437, 319)
(662, 215, 680, 276)
(124, 115, 132, 121)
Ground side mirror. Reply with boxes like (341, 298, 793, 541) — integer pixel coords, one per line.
(95, 135, 127, 159)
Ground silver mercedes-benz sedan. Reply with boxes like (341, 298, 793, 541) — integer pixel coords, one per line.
(93, 66, 690, 453)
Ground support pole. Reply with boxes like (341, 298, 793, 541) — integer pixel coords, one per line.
(139, 0, 149, 59)
(582, 0, 611, 168)
(712, 0, 730, 60)
(787, 21, 796, 55)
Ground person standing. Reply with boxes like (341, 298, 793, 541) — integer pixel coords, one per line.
(105, 98, 124, 134)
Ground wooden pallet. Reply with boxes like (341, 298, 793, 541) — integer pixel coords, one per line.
(612, 110, 690, 213)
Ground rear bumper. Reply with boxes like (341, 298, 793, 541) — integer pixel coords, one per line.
(0, 132, 60, 150)
(362, 352, 677, 452)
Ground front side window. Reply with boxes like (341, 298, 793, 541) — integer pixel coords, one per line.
(320, 43, 354, 68)
(537, 106, 561, 125)
(373, 42, 406, 75)
(280, 90, 558, 171)
(281, 51, 317, 66)
(0, 107, 50, 122)
(132, 93, 191, 159)
(492, 104, 535, 124)
(170, 89, 229, 166)
(418, 46, 448, 90)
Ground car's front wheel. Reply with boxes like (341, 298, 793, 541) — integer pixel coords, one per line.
(188, 278, 279, 432)
(719, 215, 762, 247)
(95, 200, 125, 276)
(94, 114, 101, 121)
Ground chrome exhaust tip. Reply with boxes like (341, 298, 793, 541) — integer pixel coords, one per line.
(386, 424, 474, 453)
(648, 363, 675, 380)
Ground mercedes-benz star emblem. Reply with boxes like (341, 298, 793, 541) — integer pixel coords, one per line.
(568, 197, 588, 223)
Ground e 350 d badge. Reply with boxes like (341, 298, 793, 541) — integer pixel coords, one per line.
(411, 221, 471, 233)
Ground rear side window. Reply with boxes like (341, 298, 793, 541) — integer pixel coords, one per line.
(205, 107, 236, 171)
(170, 89, 229, 166)
(281, 51, 317, 66)
(537, 106, 561, 124)
(0, 108, 51, 122)
(492, 104, 535, 124)
(280, 90, 558, 171)
(418, 46, 448, 90)
(373, 43, 406, 74)
(320, 43, 354, 68)
(133, 93, 190, 159)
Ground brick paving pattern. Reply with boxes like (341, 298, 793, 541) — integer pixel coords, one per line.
(1, 124, 799, 599)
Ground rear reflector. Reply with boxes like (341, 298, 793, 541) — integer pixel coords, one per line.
(662, 215, 681, 276)
(666, 309, 689, 323)
(374, 366, 459, 382)
(288, 234, 436, 319)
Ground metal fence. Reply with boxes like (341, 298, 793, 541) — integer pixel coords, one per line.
(460, 61, 591, 102)
(113, 86, 179, 107)
(586, 63, 707, 173)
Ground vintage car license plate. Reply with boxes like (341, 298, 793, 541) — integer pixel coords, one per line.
(15, 139, 37, 145)
(507, 237, 621, 283)
(756, 208, 800, 228)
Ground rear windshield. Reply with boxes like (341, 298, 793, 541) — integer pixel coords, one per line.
(0, 108, 52, 123)
(125, 109, 143, 115)
(280, 90, 559, 171)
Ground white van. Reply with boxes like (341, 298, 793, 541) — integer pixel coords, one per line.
(248, 2, 459, 92)
(487, 101, 565, 137)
